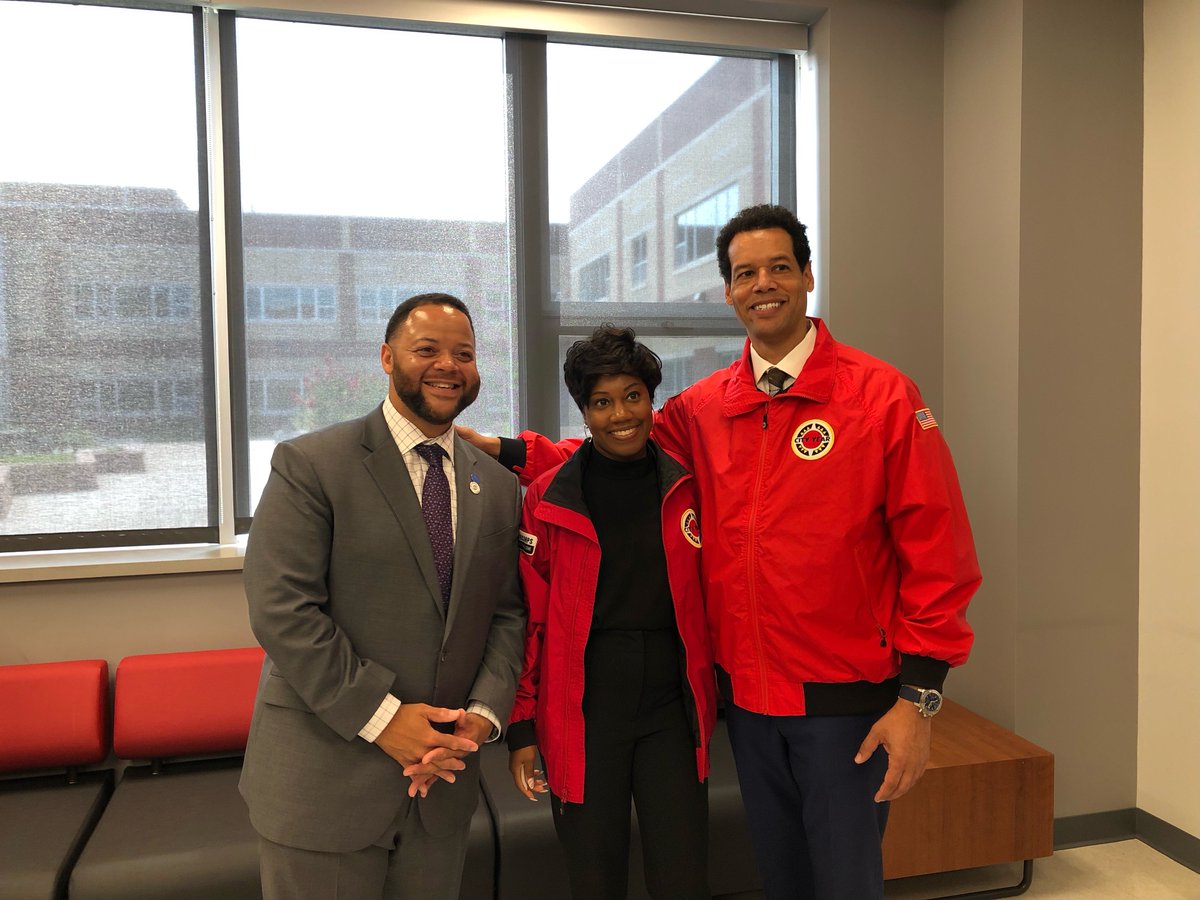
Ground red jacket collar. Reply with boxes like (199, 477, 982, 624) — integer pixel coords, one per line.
(722, 317, 837, 418)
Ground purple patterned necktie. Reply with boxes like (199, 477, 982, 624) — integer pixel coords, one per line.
(414, 443, 453, 613)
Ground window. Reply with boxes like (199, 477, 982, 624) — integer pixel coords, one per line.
(0, 1, 797, 553)
(247, 376, 304, 416)
(579, 255, 610, 302)
(629, 233, 648, 289)
(234, 21, 513, 514)
(0, 1, 211, 549)
(75, 282, 195, 320)
(550, 46, 770, 309)
(357, 285, 463, 323)
(244, 284, 336, 322)
(674, 183, 740, 270)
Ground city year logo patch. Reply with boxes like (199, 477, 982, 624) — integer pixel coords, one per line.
(680, 509, 702, 548)
(792, 419, 835, 460)
(518, 530, 537, 557)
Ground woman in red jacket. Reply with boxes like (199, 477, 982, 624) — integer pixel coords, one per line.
(506, 326, 716, 900)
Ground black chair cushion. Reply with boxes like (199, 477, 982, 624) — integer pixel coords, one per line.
(0, 771, 112, 900)
(70, 760, 259, 900)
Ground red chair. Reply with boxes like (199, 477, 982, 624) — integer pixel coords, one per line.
(70, 647, 264, 900)
(0, 659, 113, 900)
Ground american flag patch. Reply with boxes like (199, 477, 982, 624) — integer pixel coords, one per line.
(915, 408, 938, 430)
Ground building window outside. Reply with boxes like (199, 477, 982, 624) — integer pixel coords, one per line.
(75, 282, 194, 319)
(79, 378, 201, 419)
(169, 379, 199, 416)
(358, 286, 402, 323)
(629, 233, 648, 288)
(245, 284, 336, 322)
(247, 376, 305, 415)
(674, 183, 739, 270)
(358, 285, 462, 323)
(579, 255, 610, 302)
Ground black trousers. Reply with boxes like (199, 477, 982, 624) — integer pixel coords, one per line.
(549, 629, 709, 900)
(725, 703, 891, 900)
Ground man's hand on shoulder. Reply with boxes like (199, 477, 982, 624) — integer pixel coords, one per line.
(855, 699, 932, 803)
(455, 425, 501, 459)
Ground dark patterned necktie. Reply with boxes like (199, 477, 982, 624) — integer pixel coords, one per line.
(414, 443, 453, 613)
(764, 366, 789, 395)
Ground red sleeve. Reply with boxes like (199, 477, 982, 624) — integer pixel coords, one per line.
(510, 478, 553, 727)
(649, 394, 695, 471)
(881, 381, 981, 668)
(515, 431, 582, 487)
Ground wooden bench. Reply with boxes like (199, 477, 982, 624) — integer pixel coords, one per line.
(883, 699, 1055, 895)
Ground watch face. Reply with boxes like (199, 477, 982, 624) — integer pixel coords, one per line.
(921, 692, 943, 715)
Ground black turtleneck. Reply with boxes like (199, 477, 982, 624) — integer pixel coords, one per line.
(581, 444, 676, 632)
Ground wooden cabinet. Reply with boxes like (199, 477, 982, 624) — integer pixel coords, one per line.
(882, 699, 1055, 879)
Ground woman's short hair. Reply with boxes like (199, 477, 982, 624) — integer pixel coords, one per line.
(563, 325, 662, 412)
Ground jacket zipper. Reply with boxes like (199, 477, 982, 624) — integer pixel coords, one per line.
(854, 543, 890, 649)
(746, 402, 772, 710)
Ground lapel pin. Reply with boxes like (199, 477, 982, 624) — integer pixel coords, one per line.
(469, 473, 481, 494)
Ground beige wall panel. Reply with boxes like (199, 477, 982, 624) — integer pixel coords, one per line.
(0, 571, 255, 672)
(1139, 0, 1200, 840)
(941, 0, 1022, 728)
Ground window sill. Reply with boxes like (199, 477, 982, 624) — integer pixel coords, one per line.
(0, 539, 246, 584)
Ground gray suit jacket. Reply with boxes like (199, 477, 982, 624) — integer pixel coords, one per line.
(239, 406, 525, 852)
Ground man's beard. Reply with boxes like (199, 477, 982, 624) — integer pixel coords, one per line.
(394, 372, 480, 427)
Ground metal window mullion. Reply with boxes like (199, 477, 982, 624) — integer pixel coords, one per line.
(216, 10, 254, 531)
(773, 51, 797, 212)
(505, 33, 556, 436)
(201, 7, 237, 546)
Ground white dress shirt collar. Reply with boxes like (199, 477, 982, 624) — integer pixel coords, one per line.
(381, 399, 456, 464)
(749, 318, 817, 394)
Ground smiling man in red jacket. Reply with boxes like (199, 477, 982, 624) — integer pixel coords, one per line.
(464, 204, 980, 899)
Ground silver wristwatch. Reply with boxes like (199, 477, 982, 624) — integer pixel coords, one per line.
(898, 684, 943, 717)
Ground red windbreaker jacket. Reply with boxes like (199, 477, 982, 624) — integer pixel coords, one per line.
(507, 441, 717, 804)
(518, 320, 979, 718)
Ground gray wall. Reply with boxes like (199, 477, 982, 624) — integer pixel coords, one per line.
(0, 572, 253, 668)
(940, 0, 1143, 819)
(814, 0, 947, 409)
(1014, 0, 1142, 817)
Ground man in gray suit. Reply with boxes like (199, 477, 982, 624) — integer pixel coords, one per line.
(240, 293, 526, 899)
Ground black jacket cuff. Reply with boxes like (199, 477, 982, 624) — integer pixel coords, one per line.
(506, 718, 536, 751)
(898, 654, 951, 692)
(497, 436, 526, 473)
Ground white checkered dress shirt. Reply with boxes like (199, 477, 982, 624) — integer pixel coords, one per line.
(382, 399, 459, 537)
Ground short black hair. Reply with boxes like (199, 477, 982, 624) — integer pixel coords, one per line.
(715, 204, 811, 283)
(384, 292, 475, 343)
(563, 325, 662, 413)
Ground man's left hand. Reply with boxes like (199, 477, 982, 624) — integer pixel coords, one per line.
(403, 713, 494, 798)
(854, 699, 932, 803)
